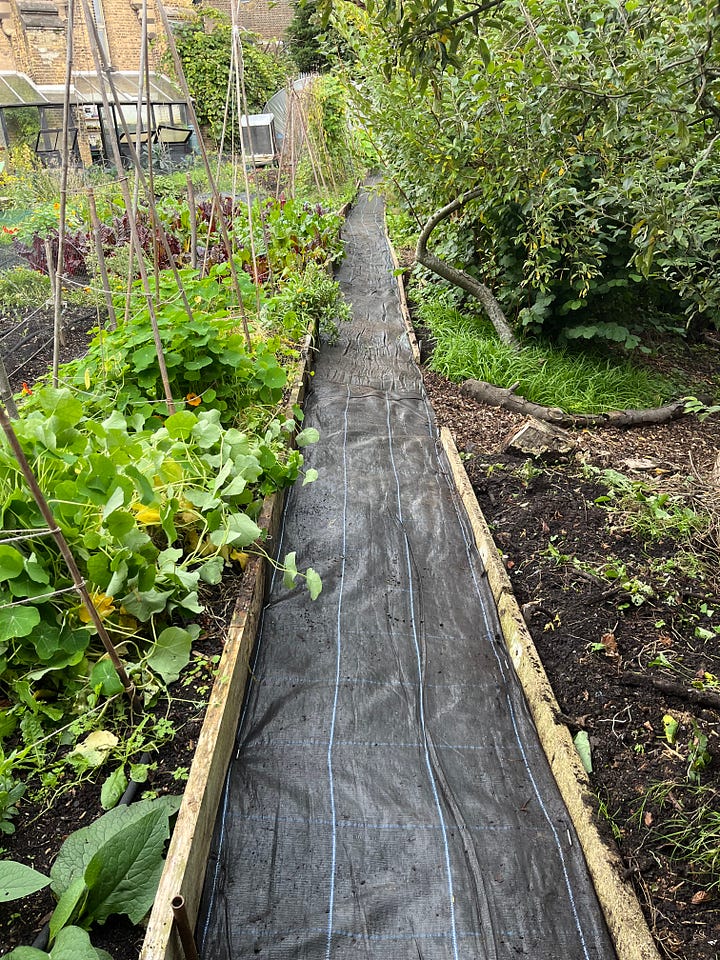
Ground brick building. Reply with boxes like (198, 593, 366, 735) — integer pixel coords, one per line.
(0, 0, 194, 165)
(206, 1, 293, 41)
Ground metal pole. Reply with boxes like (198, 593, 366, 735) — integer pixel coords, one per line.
(171, 896, 200, 960)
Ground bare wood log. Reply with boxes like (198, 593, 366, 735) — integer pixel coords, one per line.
(461, 378, 686, 428)
(619, 672, 720, 712)
(415, 188, 519, 350)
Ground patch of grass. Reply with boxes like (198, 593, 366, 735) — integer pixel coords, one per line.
(637, 783, 720, 890)
(417, 297, 676, 413)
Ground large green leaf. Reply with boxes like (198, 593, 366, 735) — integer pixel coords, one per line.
(50, 796, 181, 897)
(82, 805, 173, 925)
(209, 512, 262, 548)
(147, 626, 198, 684)
(49, 877, 88, 943)
(119, 588, 173, 621)
(0, 545, 25, 582)
(49, 925, 113, 960)
(0, 605, 41, 643)
(164, 410, 197, 440)
(0, 860, 50, 902)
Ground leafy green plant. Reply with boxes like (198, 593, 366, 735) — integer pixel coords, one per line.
(263, 261, 350, 342)
(0, 772, 25, 835)
(1, 795, 180, 949)
(5, 925, 112, 959)
(341, 0, 720, 343)
(658, 790, 720, 888)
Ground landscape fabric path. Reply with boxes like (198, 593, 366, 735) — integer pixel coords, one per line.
(197, 188, 616, 959)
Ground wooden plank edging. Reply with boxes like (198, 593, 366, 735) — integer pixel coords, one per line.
(440, 428, 661, 960)
(140, 330, 316, 960)
(383, 208, 421, 365)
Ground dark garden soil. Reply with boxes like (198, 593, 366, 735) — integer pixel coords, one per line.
(423, 358, 720, 959)
(0, 304, 98, 394)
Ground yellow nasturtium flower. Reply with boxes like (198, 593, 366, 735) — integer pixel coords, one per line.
(79, 591, 115, 623)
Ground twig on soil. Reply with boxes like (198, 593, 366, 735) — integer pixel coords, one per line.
(620, 671, 720, 711)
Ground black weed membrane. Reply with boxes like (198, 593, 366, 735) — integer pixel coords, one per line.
(197, 190, 615, 959)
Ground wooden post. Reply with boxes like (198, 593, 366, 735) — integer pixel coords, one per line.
(0, 355, 18, 418)
(87, 188, 117, 331)
(52, 0, 74, 387)
(44, 239, 56, 302)
(186, 175, 198, 271)
(156, 0, 253, 350)
(79, 0, 175, 414)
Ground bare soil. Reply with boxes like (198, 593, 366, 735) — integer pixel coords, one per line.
(423, 362, 720, 960)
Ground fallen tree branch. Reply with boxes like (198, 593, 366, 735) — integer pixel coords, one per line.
(619, 672, 720, 712)
(415, 190, 520, 351)
(460, 378, 686, 428)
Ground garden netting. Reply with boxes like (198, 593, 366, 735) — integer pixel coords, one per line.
(197, 188, 616, 959)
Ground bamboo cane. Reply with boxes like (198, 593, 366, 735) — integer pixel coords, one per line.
(87, 188, 117, 330)
(0, 356, 18, 418)
(156, 0, 253, 349)
(186, 174, 198, 270)
(0, 402, 137, 706)
(79, 0, 176, 413)
(52, 0, 74, 387)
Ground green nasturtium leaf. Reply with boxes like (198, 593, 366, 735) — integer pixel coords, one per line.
(295, 427, 320, 447)
(0, 545, 25, 582)
(0, 860, 50, 902)
(147, 626, 198, 684)
(90, 658, 124, 696)
(0, 605, 41, 643)
(120, 588, 173, 621)
(209, 512, 262, 548)
(283, 551, 298, 590)
(164, 411, 197, 440)
(306, 568, 322, 601)
(302, 469, 319, 486)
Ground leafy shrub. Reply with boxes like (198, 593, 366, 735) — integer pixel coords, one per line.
(264, 261, 350, 342)
(169, 5, 287, 141)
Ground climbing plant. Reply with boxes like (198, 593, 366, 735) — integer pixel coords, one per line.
(334, 0, 720, 348)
